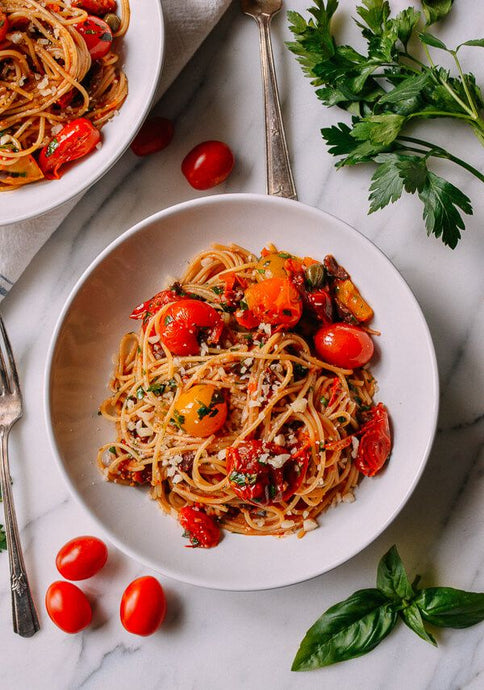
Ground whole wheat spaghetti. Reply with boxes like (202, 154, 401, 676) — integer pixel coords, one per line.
(98, 244, 392, 548)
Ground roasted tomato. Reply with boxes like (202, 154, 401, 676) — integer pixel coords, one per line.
(157, 298, 223, 356)
(37, 118, 101, 179)
(178, 505, 221, 548)
(0, 154, 44, 186)
(129, 288, 182, 323)
(305, 289, 333, 324)
(334, 278, 374, 323)
(0, 9, 9, 42)
(45, 581, 92, 633)
(120, 576, 167, 636)
(314, 322, 374, 369)
(173, 384, 227, 437)
(255, 251, 290, 279)
(130, 117, 174, 157)
(355, 403, 392, 477)
(75, 16, 113, 60)
(181, 140, 234, 190)
(226, 440, 309, 506)
(72, 0, 117, 15)
(56, 536, 108, 580)
(236, 277, 302, 330)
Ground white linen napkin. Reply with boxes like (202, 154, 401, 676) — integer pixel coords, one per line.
(0, 0, 231, 301)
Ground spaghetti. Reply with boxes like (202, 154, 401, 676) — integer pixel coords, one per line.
(98, 244, 392, 548)
(0, 0, 129, 189)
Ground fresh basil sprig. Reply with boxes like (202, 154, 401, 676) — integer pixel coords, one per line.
(292, 545, 484, 671)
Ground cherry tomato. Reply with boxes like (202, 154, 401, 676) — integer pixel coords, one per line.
(75, 16, 113, 60)
(255, 252, 290, 279)
(173, 384, 227, 437)
(314, 322, 374, 369)
(120, 576, 167, 636)
(0, 155, 44, 187)
(0, 10, 9, 42)
(37, 118, 101, 179)
(236, 277, 302, 330)
(130, 117, 174, 157)
(181, 140, 234, 190)
(226, 440, 309, 505)
(45, 581, 92, 633)
(55, 535, 108, 580)
(157, 298, 223, 355)
(305, 289, 333, 324)
(72, 0, 117, 16)
(178, 505, 221, 548)
(129, 288, 182, 322)
(355, 403, 392, 477)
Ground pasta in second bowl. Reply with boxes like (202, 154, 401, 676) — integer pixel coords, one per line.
(46, 193, 438, 590)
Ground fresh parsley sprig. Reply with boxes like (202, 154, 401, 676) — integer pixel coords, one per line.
(287, 0, 484, 247)
(292, 545, 484, 670)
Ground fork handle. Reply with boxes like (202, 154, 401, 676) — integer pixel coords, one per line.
(0, 427, 40, 637)
(256, 13, 297, 200)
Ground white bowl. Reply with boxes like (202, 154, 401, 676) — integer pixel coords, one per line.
(45, 194, 439, 590)
(1, 1, 164, 226)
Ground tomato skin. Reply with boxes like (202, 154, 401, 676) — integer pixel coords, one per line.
(45, 581, 92, 633)
(0, 10, 9, 42)
(75, 16, 113, 60)
(355, 403, 392, 477)
(120, 577, 167, 636)
(129, 289, 182, 322)
(72, 0, 117, 16)
(314, 322, 374, 369)
(37, 118, 101, 179)
(236, 277, 303, 330)
(56, 536, 108, 581)
(181, 140, 234, 190)
(174, 384, 227, 437)
(178, 506, 221, 548)
(131, 117, 174, 157)
(157, 298, 223, 356)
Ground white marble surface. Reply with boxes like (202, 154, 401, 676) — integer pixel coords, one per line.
(1, 1, 484, 688)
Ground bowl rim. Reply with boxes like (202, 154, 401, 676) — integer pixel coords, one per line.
(0, 0, 165, 226)
(44, 193, 440, 590)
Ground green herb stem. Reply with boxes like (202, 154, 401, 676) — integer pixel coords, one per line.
(397, 135, 484, 182)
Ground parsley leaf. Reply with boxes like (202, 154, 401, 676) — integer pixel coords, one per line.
(0, 526, 5, 552)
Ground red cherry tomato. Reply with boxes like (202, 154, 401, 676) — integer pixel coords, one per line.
(0, 10, 9, 42)
(55, 535, 108, 581)
(305, 289, 333, 324)
(178, 505, 221, 548)
(37, 117, 101, 179)
(72, 0, 117, 16)
(120, 576, 167, 636)
(45, 581, 92, 633)
(130, 117, 174, 157)
(181, 140, 234, 190)
(129, 288, 182, 323)
(355, 403, 392, 477)
(75, 16, 113, 60)
(157, 298, 223, 355)
(314, 322, 374, 369)
(226, 440, 309, 505)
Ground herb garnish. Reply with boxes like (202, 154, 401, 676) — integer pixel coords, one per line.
(292, 545, 484, 670)
(287, 0, 484, 247)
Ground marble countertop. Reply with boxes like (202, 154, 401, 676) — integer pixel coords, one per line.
(1, 2, 483, 689)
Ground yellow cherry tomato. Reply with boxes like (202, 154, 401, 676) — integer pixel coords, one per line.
(173, 384, 227, 437)
(255, 252, 291, 280)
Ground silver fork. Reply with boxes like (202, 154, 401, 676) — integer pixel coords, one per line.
(0, 315, 39, 637)
(241, 0, 297, 199)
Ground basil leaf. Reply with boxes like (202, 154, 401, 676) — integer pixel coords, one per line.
(400, 602, 437, 646)
(415, 587, 484, 628)
(291, 588, 397, 670)
(377, 545, 414, 601)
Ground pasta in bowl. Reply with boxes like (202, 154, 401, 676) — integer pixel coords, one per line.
(46, 194, 438, 590)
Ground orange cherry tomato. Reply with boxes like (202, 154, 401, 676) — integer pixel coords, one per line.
(178, 505, 221, 548)
(56, 536, 108, 581)
(355, 403, 392, 477)
(45, 581, 92, 633)
(75, 16, 113, 60)
(236, 277, 302, 330)
(37, 118, 101, 179)
(173, 384, 227, 437)
(157, 298, 223, 355)
(130, 117, 174, 157)
(120, 576, 167, 636)
(0, 10, 9, 42)
(181, 140, 234, 190)
(314, 322, 374, 369)
(255, 252, 290, 279)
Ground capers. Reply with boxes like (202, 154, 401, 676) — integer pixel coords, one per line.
(305, 262, 325, 289)
(104, 13, 121, 33)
